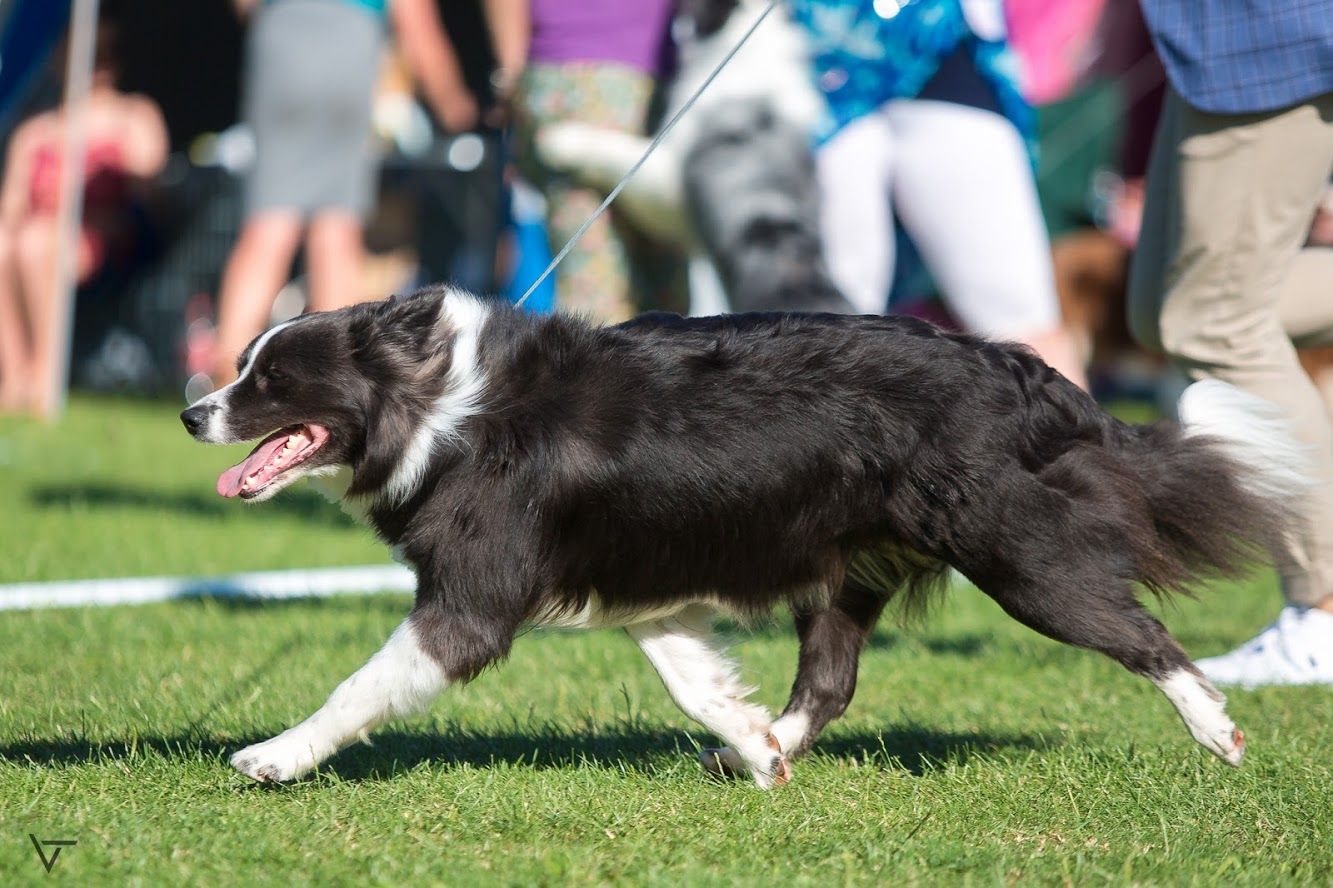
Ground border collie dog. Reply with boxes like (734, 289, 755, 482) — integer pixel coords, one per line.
(183, 288, 1304, 787)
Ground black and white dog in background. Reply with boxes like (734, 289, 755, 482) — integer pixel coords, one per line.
(536, 0, 853, 314)
(182, 288, 1305, 786)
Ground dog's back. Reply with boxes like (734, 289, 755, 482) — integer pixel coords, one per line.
(473, 308, 1292, 623)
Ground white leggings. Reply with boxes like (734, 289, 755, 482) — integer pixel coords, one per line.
(817, 100, 1060, 338)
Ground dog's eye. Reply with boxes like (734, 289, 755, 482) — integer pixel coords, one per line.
(265, 366, 285, 383)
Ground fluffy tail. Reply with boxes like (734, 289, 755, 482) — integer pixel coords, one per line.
(1176, 380, 1312, 504)
(1126, 380, 1311, 595)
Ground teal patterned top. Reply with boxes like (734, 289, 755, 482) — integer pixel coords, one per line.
(788, 0, 1034, 158)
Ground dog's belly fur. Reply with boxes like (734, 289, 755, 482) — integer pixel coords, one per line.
(531, 594, 711, 630)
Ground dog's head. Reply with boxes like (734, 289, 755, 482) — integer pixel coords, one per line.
(181, 289, 483, 503)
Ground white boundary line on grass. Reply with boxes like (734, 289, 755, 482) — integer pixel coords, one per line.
(0, 565, 417, 611)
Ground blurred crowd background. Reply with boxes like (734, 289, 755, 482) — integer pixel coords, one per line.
(0, 0, 1330, 415)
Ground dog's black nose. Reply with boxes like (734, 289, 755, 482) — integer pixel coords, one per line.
(181, 405, 211, 436)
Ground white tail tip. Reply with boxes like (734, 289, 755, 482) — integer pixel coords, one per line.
(1177, 380, 1312, 504)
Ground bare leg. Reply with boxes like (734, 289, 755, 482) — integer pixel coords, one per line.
(887, 100, 1089, 389)
(213, 211, 303, 385)
(231, 618, 449, 782)
(1022, 326, 1091, 390)
(14, 218, 62, 415)
(0, 227, 33, 411)
(627, 605, 790, 788)
(305, 210, 367, 313)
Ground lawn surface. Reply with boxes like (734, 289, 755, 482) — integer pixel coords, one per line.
(1, 398, 1329, 886)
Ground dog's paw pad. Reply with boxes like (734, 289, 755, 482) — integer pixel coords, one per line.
(698, 746, 746, 779)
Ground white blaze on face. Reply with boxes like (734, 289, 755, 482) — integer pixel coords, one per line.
(187, 321, 295, 444)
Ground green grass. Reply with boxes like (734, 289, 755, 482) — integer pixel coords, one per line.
(0, 395, 385, 582)
(1, 398, 1330, 886)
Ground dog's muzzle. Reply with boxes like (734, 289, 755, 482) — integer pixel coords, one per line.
(181, 403, 218, 439)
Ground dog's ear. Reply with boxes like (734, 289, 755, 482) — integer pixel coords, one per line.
(346, 290, 448, 368)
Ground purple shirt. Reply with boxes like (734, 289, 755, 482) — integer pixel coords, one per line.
(529, 0, 674, 76)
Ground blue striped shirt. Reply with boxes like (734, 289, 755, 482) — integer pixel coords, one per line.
(1139, 0, 1333, 114)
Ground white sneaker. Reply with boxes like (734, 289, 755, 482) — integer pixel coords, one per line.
(1196, 606, 1333, 688)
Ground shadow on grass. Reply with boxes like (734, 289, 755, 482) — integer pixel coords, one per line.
(0, 722, 1047, 782)
(863, 630, 996, 657)
(28, 483, 356, 527)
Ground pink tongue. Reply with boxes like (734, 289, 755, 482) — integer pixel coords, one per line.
(217, 433, 293, 498)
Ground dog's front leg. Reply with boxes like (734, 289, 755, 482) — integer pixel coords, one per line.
(231, 617, 449, 782)
(627, 605, 790, 789)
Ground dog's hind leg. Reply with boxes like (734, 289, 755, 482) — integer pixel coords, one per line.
(627, 605, 790, 788)
(974, 567, 1245, 766)
(774, 584, 888, 757)
(697, 583, 888, 779)
(230, 616, 452, 783)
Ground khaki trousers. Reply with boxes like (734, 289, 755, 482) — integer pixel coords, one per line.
(1128, 89, 1333, 607)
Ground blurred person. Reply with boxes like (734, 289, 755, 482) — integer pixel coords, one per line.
(213, 0, 477, 387)
(1128, 0, 1333, 686)
(483, 0, 684, 323)
(1291, 186, 1333, 419)
(514, 0, 850, 316)
(0, 20, 167, 414)
(1008, 0, 1165, 381)
(792, 0, 1087, 389)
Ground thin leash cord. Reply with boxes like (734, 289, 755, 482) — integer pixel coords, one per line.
(513, 0, 779, 309)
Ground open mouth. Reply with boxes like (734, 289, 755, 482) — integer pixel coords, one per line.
(217, 424, 330, 499)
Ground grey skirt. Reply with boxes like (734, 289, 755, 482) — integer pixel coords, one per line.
(243, 0, 385, 218)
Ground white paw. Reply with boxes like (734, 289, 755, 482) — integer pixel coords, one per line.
(699, 734, 791, 789)
(230, 731, 325, 783)
(1155, 669, 1246, 767)
(1193, 721, 1246, 767)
